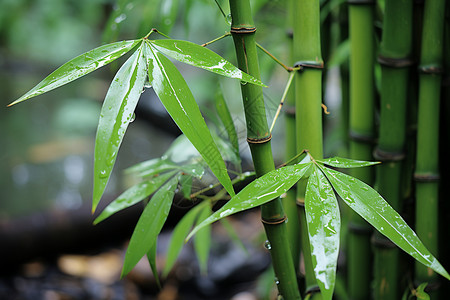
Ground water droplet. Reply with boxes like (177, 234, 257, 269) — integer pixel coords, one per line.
(144, 82, 152, 89)
(264, 240, 272, 250)
(130, 113, 136, 123)
(99, 170, 108, 178)
(226, 14, 232, 25)
(274, 276, 280, 285)
(240, 81, 247, 85)
(114, 13, 127, 24)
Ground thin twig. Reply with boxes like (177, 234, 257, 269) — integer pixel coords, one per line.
(269, 71, 296, 133)
(256, 42, 293, 71)
(201, 32, 231, 47)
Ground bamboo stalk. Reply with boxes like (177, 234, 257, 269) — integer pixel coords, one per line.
(227, 1, 301, 299)
(283, 0, 302, 274)
(414, 0, 446, 297)
(373, 1, 413, 299)
(347, 1, 375, 299)
(293, 0, 323, 297)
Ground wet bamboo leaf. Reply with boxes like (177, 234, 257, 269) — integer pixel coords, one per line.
(93, 43, 147, 213)
(305, 166, 340, 300)
(144, 42, 235, 198)
(147, 240, 161, 289)
(93, 171, 177, 224)
(122, 175, 178, 277)
(9, 40, 140, 106)
(317, 157, 379, 168)
(163, 203, 205, 277)
(149, 39, 266, 86)
(320, 166, 450, 280)
(125, 158, 176, 176)
(187, 162, 313, 240)
(194, 204, 212, 275)
(215, 88, 240, 163)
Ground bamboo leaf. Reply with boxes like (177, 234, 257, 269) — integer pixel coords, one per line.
(9, 40, 140, 106)
(320, 166, 450, 280)
(121, 175, 178, 277)
(149, 39, 266, 86)
(93, 171, 177, 224)
(305, 166, 340, 300)
(92, 43, 147, 213)
(194, 204, 212, 275)
(317, 157, 379, 168)
(187, 162, 313, 241)
(163, 203, 205, 277)
(144, 42, 235, 198)
(415, 283, 430, 300)
(147, 240, 162, 289)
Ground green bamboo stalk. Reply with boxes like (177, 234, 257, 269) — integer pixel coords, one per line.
(373, 1, 413, 299)
(414, 0, 446, 297)
(227, 1, 301, 299)
(441, 6, 450, 297)
(283, 0, 302, 273)
(347, 1, 375, 299)
(293, 0, 323, 297)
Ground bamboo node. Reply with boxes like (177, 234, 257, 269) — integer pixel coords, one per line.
(413, 173, 440, 182)
(418, 64, 443, 74)
(378, 55, 415, 68)
(283, 105, 296, 117)
(305, 286, 321, 296)
(261, 216, 287, 225)
(293, 60, 324, 70)
(247, 134, 272, 144)
(349, 130, 377, 144)
(373, 148, 405, 162)
(296, 198, 305, 207)
(230, 27, 256, 34)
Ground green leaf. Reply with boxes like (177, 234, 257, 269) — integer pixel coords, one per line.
(163, 203, 205, 277)
(144, 42, 235, 198)
(93, 171, 177, 224)
(149, 39, 266, 87)
(92, 42, 148, 213)
(305, 166, 340, 300)
(102, 0, 131, 43)
(125, 157, 178, 177)
(320, 166, 450, 280)
(415, 283, 430, 300)
(194, 204, 212, 275)
(122, 175, 178, 277)
(187, 162, 313, 240)
(9, 40, 140, 106)
(317, 157, 379, 168)
(147, 240, 162, 289)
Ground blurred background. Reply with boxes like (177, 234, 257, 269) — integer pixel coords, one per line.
(0, 0, 304, 299)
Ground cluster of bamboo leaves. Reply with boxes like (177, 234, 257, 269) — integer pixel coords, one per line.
(9, 3, 450, 300)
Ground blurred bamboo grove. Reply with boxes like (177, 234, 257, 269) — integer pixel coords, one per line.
(2, 0, 450, 299)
